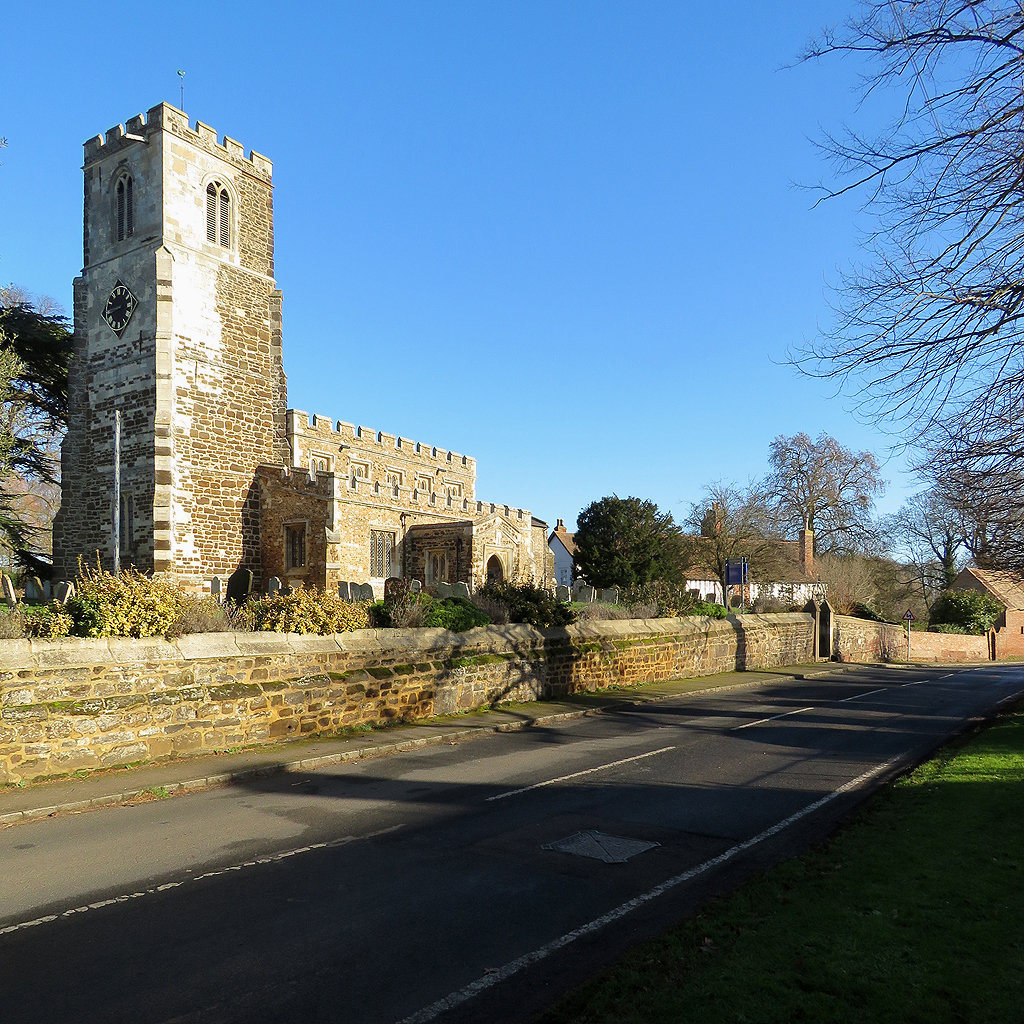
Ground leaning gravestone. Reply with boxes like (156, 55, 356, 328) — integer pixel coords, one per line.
(267, 576, 282, 596)
(600, 586, 619, 604)
(337, 581, 352, 601)
(573, 583, 596, 604)
(53, 581, 75, 605)
(24, 576, 46, 604)
(436, 582, 452, 599)
(225, 567, 254, 605)
(453, 581, 471, 600)
(555, 585, 570, 603)
(2, 575, 18, 607)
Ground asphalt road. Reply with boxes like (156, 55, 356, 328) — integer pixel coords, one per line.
(1, 663, 1021, 1024)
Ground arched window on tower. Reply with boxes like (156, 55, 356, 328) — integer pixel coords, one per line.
(116, 176, 134, 242)
(206, 181, 231, 248)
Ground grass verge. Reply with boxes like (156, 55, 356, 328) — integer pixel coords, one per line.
(545, 705, 1024, 1024)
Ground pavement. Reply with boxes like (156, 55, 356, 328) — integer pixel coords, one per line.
(0, 661, 858, 826)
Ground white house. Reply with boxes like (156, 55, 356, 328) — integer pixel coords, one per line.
(548, 519, 576, 588)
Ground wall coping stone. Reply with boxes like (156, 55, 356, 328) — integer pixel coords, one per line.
(0, 612, 816, 674)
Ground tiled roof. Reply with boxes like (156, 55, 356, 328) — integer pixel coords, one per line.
(549, 529, 576, 556)
(956, 566, 1024, 610)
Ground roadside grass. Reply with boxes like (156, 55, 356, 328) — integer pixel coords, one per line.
(545, 706, 1024, 1024)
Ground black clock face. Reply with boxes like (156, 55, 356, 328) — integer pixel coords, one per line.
(102, 280, 138, 338)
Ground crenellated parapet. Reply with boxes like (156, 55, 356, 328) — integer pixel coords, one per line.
(83, 103, 273, 180)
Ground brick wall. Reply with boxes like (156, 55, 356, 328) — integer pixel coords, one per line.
(0, 613, 814, 784)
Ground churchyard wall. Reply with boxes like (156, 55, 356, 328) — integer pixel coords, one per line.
(0, 613, 814, 784)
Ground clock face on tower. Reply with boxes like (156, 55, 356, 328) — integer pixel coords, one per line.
(102, 280, 138, 338)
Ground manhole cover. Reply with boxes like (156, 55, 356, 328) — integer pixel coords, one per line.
(541, 830, 660, 863)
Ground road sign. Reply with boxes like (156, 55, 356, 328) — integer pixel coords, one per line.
(903, 609, 915, 622)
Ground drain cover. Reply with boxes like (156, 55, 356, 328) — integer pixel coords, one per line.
(542, 830, 660, 863)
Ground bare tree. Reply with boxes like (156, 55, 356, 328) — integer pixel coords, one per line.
(881, 484, 968, 606)
(685, 482, 787, 603)
(763, 432, 884, 554)
(794, 2, 1024, 567)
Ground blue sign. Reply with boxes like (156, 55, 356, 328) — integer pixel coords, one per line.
(725, 560, 747, 585)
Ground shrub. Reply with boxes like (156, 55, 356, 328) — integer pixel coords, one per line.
(692, 599, 728, 619)
(66, 562, 187, 638)
(929, 589, 1004, 635)
(480, 581, 576, 628)
(164, 595, 237, 639)
(620, 581, 696, 618)
(23, 604, 73, 638)
(471, 592, 510, 625)
(422, 597, 491, 632)
(370, 580, 432, 628)
(248, 588, 370, 634)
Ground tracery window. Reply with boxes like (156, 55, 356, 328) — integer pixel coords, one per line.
(370, 531, 395, 579)
(206, 182, 231, 247)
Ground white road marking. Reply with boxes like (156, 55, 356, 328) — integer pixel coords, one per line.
(397, 755, 905, 1024)
(839, 688, 887, 702)
(0, 824, 405, 937)
(730, 706, 814, 731)
(485, 747, 676, 802)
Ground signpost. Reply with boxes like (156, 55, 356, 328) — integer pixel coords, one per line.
(725, 557, 749, 613)
(903, 608, 915, 663)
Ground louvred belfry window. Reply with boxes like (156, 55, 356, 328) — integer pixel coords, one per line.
(206, 182, 231, 248)
(206, 184, 217, 242)
(219, 189, 230, 247)
(116, 176, 133, 242)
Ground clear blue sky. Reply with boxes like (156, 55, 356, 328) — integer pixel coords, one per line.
(0, 0, 913, 532)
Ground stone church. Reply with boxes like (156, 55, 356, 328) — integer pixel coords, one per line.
(52, 103, 553, 596)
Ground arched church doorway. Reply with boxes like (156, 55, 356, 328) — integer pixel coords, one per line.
(486, 555, 504, 584)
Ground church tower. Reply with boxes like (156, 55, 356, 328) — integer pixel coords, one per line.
(52, 103, 288, 585)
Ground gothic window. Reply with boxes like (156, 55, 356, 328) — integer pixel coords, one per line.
(206, 181, 231, 247)
(285, 524, 306, 571)
(425, 549, 447, 585)
(310, 455, 331, 474)
(369, 531, 394, 579)
(116, 176, 134, 241)
(119, 493, 135, 557)
(386, 470, 402, 497)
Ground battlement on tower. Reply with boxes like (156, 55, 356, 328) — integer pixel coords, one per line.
(83, 103, 273, 180)
(289, 409, 477, 476)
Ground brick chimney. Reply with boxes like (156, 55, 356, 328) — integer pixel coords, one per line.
(799, 520, 814, 575)
(555, 519, 566, 532)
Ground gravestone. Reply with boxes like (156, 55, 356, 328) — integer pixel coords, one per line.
(43, 580, 52, 600)
(453, 581, 471, 600)
(209, 577, 222, 602)
(53, 581, 75, 605)
(384, 577, 409, 601)
(436, 582, 452, 599)
(555, 585, 570, 603)
(226, 567, 254, 605)
(337, 581, 352, 601)
(573, 583, 596, 603)
(600, 587, 619, 604)
(24, 577, 45, 604)
(409, 579, 422, 594)
(352, 583, 374, 601)
(2, 575, 17, 607)
(267, 577, 282, 596)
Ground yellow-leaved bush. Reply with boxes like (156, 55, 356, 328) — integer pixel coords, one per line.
(67, 562, 188, 638)
(248, 588, 370, 634)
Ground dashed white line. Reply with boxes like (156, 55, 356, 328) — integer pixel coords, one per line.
(397, 755, 905, 1024)
(839, 688, 887, 702)
(0, 824, 405, 937)
(485, 747, 676, 802)
(731, 706, 814, 731)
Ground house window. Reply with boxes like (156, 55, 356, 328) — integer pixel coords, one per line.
(116, 176, 134, 241)
(206, 182, 231, 247)
(425, 549, 448, 585)
(370, 530, 394, 579)
(285, 524, 306, 571)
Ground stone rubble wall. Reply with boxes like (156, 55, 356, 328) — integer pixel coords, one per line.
(0, 613, 814, 784)
(833, 614, 992, 663)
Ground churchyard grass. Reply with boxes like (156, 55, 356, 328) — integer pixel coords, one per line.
(544, 705, 1024, 1024)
